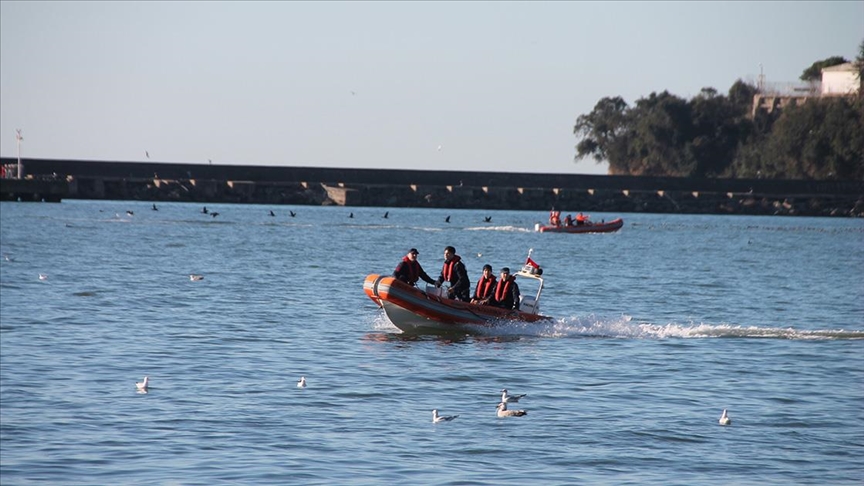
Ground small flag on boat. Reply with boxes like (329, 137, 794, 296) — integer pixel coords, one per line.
(525, 257, 540, 269)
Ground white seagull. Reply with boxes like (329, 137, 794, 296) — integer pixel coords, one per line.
(38, 273, 48, 280)
(297, 376, 307, 388)
(497, 402, 527, 417)
(501, 388, 526, 403)
(189, 274, 204, 281)
(719, 409, 731, 426)
(432, 409, 459, 423)
(136, 376, 149, 393)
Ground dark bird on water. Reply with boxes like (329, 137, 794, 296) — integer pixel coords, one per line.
(445, 215, 450, 223)
(290, 210, 297, 217)
(484, 216, 492, 223)
(152, 204, 158, 211)
(269, 210, 275, 217)
(349, 212, 354, 218)
(383, 211, 389, 219)
(211, 212, 220, 218)
(126, 210, 134, 216)
(202, 206, 208, 214)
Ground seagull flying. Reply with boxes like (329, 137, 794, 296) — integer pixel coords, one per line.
(501, 388, 526, 403)
(190, 274, 204, 281)
(496, 402, 527, 417)
(432, 409, 459, 423)
(145, 151, 150, 158)
(719, 409, 731, 426)
(297, 376, 307, 388)
(136, 376, 149, 393)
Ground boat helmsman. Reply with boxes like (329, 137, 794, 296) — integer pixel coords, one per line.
(436, 246, 471, 302)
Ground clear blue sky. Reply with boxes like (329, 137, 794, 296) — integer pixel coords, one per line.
(1, 1, 861, 175)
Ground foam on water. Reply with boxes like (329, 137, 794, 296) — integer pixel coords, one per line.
(373, 311, 864, 341)
(463, 225, 534, 232)
(493, 315, 864, 340)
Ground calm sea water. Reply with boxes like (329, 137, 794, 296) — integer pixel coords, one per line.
(1, 200, 862, 485)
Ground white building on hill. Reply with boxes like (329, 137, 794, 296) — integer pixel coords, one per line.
(821, 62, 860, 96)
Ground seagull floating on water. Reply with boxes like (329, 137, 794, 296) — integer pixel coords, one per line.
(497, 402, 527, 417)
(719, 409, 731, 426)
(432, 409, 459, 423)
(136, 376, 149, 393)
(501, 388, 526, 403)
(190, 274, 204, 281)
(297, 376, 307, 388)
(38, 273, 49, 280)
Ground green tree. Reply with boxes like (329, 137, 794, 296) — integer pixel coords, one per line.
(573, 96, 632, 174)
(800, 56, 849, 82)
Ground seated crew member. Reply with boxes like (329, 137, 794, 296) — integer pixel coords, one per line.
(435, 245, 471, 302)
(563, 214, 573, 227)
(492, 267, 520, 310)
(470, 264, 497, 305)
(575, 212, 589, 226)
(393, 248, 436, 287)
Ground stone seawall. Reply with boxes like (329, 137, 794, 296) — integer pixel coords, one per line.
(2, 158, 862, 217)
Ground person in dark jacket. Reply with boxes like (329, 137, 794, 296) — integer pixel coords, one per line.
(471, 264, 497, 305)
(435, 246, 471, 301)
(393, 248, 436, 286)
(492, 267, 520, 310)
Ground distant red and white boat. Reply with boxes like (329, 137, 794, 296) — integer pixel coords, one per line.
(535, 217, 624, 234)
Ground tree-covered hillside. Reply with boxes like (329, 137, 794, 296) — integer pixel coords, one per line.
(574, 45, 864, 180)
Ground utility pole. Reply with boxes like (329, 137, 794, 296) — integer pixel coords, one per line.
(758, 64, 764, 93)
(15, 129, 23, 179)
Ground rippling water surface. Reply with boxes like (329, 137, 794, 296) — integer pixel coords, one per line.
(1, 201, 862, 484)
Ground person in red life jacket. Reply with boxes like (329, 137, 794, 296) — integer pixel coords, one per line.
(470, 264, 497, 305)
(393, 248, 436, 287)
(575, 212, 589, 226)
(492, 267, 520, 310)
(435, 245, 471, 301)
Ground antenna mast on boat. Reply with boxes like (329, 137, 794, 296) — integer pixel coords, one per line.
(15, 129, 23, 179)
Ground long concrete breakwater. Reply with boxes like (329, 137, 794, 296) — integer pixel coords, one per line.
(2, 158, 862, 217)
